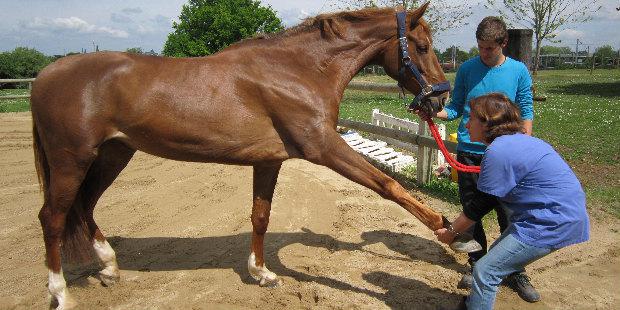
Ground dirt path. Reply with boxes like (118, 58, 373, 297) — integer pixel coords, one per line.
(0, 112, 618, 310)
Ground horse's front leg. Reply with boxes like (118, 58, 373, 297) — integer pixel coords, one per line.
(248, 164, 283, 287)
(308, 130, 446, 230)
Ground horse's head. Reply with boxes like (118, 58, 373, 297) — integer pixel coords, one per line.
(374, 3, 450, 114)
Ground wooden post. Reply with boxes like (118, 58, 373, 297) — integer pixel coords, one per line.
(416, 122, 432, 184)
(503, 29, 533, 69)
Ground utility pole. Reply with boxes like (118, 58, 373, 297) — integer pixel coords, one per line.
(574, 39, 581, 67)
(451, 45, 456, 69)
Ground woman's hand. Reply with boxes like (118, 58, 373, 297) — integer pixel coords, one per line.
(434, 228, 456, 244)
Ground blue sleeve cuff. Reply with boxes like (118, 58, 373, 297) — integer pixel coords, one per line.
(445, 106, 458, 120)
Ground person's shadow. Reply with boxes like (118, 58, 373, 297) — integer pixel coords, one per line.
(363, 271, 464, 310)
(65, 227, 467, 307)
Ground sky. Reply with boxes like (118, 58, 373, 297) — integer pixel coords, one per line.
(1, 0, 619, 56)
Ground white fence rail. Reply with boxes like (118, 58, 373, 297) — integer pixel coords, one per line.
(344, 109, 446, 183)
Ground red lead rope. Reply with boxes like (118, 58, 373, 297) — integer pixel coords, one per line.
(426, 118, 481, 174)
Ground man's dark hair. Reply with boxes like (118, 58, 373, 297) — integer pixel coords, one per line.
(476, 16, 508, 44)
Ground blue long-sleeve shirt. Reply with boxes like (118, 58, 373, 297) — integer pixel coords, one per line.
(444, 56, 533, 154)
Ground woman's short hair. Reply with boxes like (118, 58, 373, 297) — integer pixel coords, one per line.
(476, 16, 508, 44)
(470, 93, 524, 143)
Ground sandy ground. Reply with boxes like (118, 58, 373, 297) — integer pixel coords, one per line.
(0, 112, 618, 310)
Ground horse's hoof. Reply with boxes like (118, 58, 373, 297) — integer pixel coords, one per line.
(449, 233, 483, 253)
(98, 273, 120, 287)
(52, 294, 77, 310)
(259, 276, 283, 288)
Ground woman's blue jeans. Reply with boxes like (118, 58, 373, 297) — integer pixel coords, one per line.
(466, 232, 553, 310)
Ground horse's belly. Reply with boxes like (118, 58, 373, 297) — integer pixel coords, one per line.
(117, 129, 296, 165)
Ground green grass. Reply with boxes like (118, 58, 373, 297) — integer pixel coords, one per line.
(532, 69, 620, 164)
(0, 89, 30, 112)
(343, 69, 620, 218)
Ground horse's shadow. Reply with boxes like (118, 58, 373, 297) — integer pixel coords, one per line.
(88, 228, 466, 305)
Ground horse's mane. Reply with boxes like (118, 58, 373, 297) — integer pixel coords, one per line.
(229, 7, 396, 48)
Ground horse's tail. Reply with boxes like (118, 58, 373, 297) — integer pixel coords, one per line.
(32, 120, 49, 199)
(33, 114, 94, 264)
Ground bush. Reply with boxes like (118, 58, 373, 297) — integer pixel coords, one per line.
(0, 47, 54, 82)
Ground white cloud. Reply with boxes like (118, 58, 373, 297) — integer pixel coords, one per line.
(22, 17, 129, 38)
(111, 12, 133, 24)
(555, 29, 586, 41)
(122, 7, 143, 15)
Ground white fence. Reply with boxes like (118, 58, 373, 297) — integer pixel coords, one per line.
(341, 109, 446, 183)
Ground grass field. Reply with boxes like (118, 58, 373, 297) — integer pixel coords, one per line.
(2, 69, 618, 216)
(0, 89, 30, 113)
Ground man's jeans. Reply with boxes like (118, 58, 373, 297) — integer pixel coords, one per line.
(466, 232, 553, 310)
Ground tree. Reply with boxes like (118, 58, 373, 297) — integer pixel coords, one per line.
(540, 45, 572, 55)
(468, 46, 479, 58)
(595, 45, 615, 59)
(163, 0, 283, 57)
(126, 47, 144, 54)
(439, 46, 470, 65)
(329, 0, 473, 34)
(485, 0, 603, 75)
(0, 47, 53, 80)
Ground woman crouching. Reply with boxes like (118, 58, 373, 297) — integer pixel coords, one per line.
(434, 93, 590, 310)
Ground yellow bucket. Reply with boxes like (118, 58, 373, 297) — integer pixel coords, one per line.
(449, 133, 458, 182)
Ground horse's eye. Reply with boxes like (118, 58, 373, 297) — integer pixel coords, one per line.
(417, 45, 429, 54)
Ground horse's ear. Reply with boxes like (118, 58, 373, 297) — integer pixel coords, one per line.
(318, 18, 344, 40)
(410, 1, 430, 24)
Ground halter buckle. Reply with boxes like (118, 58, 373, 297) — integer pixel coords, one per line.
(420, 84, 434, 98)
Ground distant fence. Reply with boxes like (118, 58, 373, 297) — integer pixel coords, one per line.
(0, 78, 35, 100)
(347, 81, 410, 94)
(0, 80, 410, 101)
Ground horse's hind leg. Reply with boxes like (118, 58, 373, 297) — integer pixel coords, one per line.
(39, 152, 96, 309)
(79, 140, 135, 286)
(248, 164, 282, 287)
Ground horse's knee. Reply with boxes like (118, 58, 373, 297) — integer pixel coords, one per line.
(375, 178, 405, 199)
(251, 211, 270, 234)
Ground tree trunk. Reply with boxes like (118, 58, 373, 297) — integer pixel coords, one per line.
(532, 39, 543, 76)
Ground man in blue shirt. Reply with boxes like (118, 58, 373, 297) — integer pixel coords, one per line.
(419, 16, 537, 301)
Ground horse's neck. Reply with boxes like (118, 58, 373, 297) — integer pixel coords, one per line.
(290, 19, 394, 95)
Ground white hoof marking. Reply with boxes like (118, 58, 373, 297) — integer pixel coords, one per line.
(48, 269, 77, 309)
(248, 252, 282, 287)
(93, 240, 120, 285)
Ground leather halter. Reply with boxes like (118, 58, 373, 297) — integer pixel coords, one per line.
(396, 10, 450, 112)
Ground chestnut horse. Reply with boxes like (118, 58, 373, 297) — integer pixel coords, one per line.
(32, 4, 452, 308)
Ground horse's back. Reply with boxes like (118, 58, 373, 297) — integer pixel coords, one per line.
(32, 52, 134, 115)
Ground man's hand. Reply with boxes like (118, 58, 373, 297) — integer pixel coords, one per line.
(415, 109, 433, 121)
